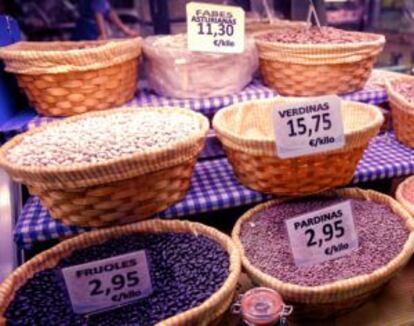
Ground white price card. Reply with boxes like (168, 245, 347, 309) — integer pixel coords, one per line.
(272, 95, 345, 159)
(186, 2, 245, 54)
(285, 201, 359, 267)
(62, 251, 153, 314)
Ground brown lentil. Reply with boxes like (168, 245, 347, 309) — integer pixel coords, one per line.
(240, 197, 409, 286)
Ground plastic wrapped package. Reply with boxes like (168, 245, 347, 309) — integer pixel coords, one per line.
(143, 34, 258, 99)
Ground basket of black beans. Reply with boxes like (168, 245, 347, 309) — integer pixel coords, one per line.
(0, 220, 241, 326)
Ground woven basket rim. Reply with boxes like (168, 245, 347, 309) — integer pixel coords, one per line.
(0, 38, 143, 74)
(386, 76, 414, 112)
(0, 219, 241, 326)
(0, 38, 141, 59)
(212, 97, 384, 153)
(231, 188, 414, 302)
(254, 30, 385, 49)
(396, 176, 414, 217)
(0, 107, 209, 186)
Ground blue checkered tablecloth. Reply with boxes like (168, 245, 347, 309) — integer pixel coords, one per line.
(14, 132, 414, 249)
(0, 79, 388, 145)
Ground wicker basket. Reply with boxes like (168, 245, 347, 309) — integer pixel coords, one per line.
(0, 38, 142, 117)
(386, 76, 414, 148)
(396, 176, 414, 216)
(0, 219, 241, 326)
(0, 107, 209, 227)
(254, 31, 385, 96)
(213, 98, 383, 196)
(232, 188, 414, 319)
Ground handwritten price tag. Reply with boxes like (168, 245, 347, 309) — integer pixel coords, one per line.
(272, 95, 345, 159)
(285, 201, 359, 267)
(186, 2, 245, 54)
(62, 251, 152, 314)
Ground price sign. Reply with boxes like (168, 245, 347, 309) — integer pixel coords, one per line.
(62, 251, 152, 314)
(285, 201, 359, 267)
(272, 95, 345, 159)
(186, 2, 245, 54)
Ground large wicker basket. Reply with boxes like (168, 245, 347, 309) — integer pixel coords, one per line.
(0, 38, 142, 117)
(0, 219, 241, 326)
(213, 98, 383, 196)
(254, 30, 385, 96)
(396, 176, 414, 216)
(0, 107, 209, 227)
(232, 188, 414, 319)
(386, 76, 414, 148)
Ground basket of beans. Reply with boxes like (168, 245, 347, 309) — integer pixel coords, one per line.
(386, 76, 414, 148)
(0, 38, 142, 117)
(396, 176, 414, 216)
(232, 188, 414, 319)
(0, 107, 209, 227)
(142, 34, 258, 98)
(213, 98, 383, 196)
(254, 26, 385, 96)
(0, 219, 241, 325)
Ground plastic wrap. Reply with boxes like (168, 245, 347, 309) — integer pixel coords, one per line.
(143, 34, 258, 99)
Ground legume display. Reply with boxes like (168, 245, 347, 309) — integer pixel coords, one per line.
(6, 111, 199, 167)
(240, 197, 409, 287)
(392, 80, 414, 103)
(257, 26, 379, 44)
(5, 233, 229, 326)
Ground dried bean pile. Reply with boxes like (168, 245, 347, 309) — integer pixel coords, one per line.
(6, 111, 199, 167)
(392, 80, 414, 103)
(258, 26, 379, 44)
(5, 233, 229, 326)
(240, 197, 409, 286)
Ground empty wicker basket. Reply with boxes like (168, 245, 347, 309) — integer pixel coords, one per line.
(254, 29, 385, 96)
(0, 219, 241, 325)
(232, 188, 414, 319)
(0, 38, 142, 116)
(0, 107, 209, 227)
(386, 76, 414, 148)
(213, 98, 383, 196)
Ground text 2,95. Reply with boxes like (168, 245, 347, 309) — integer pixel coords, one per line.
(305, 220, 345, 248)
(89, 271, 140, 297)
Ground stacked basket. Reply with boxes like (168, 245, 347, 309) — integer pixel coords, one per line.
(213, 98, 383, 196)
(386, 76, 414, 148)
(0, 38, 142, 116)
(0, 220, 241, 325)
(232, 188, 414, 319)
(0, 107, 209, 227)
(254, 27, 385, 96)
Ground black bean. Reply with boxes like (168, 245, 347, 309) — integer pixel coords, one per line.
(5, 233, 229, 326)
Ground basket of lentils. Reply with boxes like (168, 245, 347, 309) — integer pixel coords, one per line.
(0, 107, 209, 227)
(0, 219, 241, 325)
(386, 75, 414, 148)
(0, 38, 142, 117)
(213, 97, 383, 196)
(254, 26, 385, 96)
(232, 188, 414, 319)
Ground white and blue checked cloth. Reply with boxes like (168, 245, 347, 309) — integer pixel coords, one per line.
(0, 79, 387, 144)
(14, 133, 414, 249)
